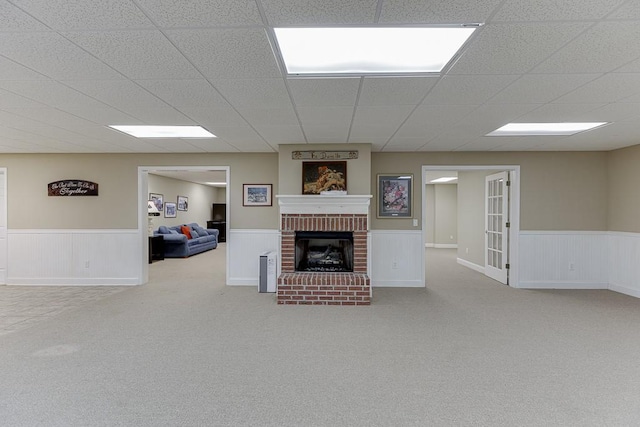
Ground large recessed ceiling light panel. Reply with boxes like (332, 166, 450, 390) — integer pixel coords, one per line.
(487, 122, 609, 136)
(273, 26, 478, 76)
(109, 125, 216, 138)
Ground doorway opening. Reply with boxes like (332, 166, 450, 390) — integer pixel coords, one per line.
(421, 165, 520, 288)
(138, 166, 230, 285)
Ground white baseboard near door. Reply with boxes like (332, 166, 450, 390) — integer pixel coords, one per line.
(457, 258, 485, 274)
(518, 281, 608, 290)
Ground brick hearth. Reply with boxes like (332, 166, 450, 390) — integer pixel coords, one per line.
(277, 197, 371, 305)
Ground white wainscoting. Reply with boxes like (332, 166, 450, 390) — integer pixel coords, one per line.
(8, 229, 139, 285)
(518, 231, 609, 290)
(227, 229, 280, 286)
(370, 230, 424, 287)
(608, 232, 640, 298)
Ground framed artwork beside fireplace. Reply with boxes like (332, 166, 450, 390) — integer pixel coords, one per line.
(302, 161, 347, 194)
(377, 174, 413, 218)
(243, 184, 272, 206)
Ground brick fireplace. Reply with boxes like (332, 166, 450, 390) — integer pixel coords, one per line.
(277, 195, 372, 305)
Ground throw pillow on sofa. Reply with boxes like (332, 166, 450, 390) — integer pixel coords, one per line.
(190, 229, 199, 238)
(180, 225, 192, 239)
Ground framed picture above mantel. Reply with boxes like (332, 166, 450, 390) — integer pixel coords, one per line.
(302, 161, 347, 195)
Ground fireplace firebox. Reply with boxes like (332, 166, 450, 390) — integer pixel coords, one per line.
(295, 231, 353, 272)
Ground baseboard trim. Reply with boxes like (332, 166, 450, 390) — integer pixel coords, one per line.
(518, 281, 608, 290)
(608, 283, 640, 298)
(434, 244, 458, 249)
(425, 243, 434, 248)
(372, 279, 424, 288)
(227, 277, 258, 287)
(8, 278, 139, 286)
(457, 258, 485, 274)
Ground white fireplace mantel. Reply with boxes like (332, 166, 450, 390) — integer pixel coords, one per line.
(276, 195, 372, 215)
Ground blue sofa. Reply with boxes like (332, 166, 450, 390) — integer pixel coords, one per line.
(154, 223, 219, 258)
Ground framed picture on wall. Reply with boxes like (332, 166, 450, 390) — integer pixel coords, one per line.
(243, 184, 272, 206)
(302, 161, 347, 194)
(377, 174, 413, 218)
(165, 202, 177, 218)
(149, 193, 163, 211)
(177, 195, 188, 211)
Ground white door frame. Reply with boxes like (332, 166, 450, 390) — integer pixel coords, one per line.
(137, 166, 230, 285)
(0, 168, 6, 285)
(421, 165, 520, 288)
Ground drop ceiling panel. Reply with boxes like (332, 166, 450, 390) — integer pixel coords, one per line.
(136, 0, 263, 27)
(419, 135, 469, 151)
(13, 0, 154, 30)
(135, 79, 229, 108)
(304, 124, 350, 142)
(491, 0, 626, 21)
(177, 107, 248, 128)
(350, 106, 414, 139)
(120, 107, 194, 125)
(424, 75, 519, 105)
(288, 79, 359, 107)
(0, 57, 48, 80)
(0, 80, 116, 111)
(395, 105, 477, 137)
(449, 23, 591, 75)
(359, 77, 437, 106)
(0, 89, 47, 108)
(211, 79, 291, 109)
(606, 1, 640, 19)
(516, 103, 606, 122)
(139, 139, 205, 153)
(0, 2, 50, 30)
(61, 80, 174, 111)
(63, 30, 201, 80)
(297, 106, 354, 127)
(488, 74, 599, 104)
(532, 22, 640, 74)
(0, 32, 124, 80)
(553, 73, 640, 104)
(253, 125, 306, 144)
(383, 137, 432, 151)
(235, 108, 299, 127)
(261, 0, 377, 25)
(378, 0, 502, 23)
(166, 28, 281, 79)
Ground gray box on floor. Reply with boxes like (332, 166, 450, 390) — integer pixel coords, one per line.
(259, 251, 277, 293)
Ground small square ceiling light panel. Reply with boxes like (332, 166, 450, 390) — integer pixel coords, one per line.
(487, 122, 609, 136)
(273, 26, 479, 76)
(109, 125, 216, 138)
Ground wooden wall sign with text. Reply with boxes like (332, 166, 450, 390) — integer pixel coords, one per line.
(48, 180, 99, 196)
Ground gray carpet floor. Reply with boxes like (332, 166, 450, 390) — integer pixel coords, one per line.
(1, 246, 639, 426)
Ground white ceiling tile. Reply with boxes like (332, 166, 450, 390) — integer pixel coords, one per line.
(606, 1, 640, 19)
(166, 28, 281, 79)
(419, 135, 469, 151)
(516, 103, 607, 122)
(122, 108, 194, 125)
(492, 0, 626, 21)
(0, 80, 115, 111)
(488, 74, 599, 104)
(0, 89, 47, 108)
(185, 138, 242, 153)
(383, 137, 431, 151)
(615, 57, 640, 73)
(235, 108, 299, 126)
(359, 77, 437, 106)
(348, 137, 389, 146)
(584, 103, 640, 122)
(140, 139, 205, 153)
(63, 30, 201, 80)
(424, 75, 519, 105)
(532, 22, 640, 74)
(395, 105, 477, 137)
(2, 107, 97, 131)
(0, 32, 124, 80)
(136, 79, 229, 108)
(297, 107, 354, 127)
(449, 23, 591, 75)
(304, 124, 350, 142)
(453, 104, 541, 133)
(212, 79, 291, 109)
(554, 73, 640, 104)
(261, 0, 377, 25)
(350, 106, 414, 138)
(254, 126, 306, 144)
(288, 79, 359, 107)
(12, 0, 154, 30)
(62, 80, 172, 110)
(0, 1, 50, 30)
(378, 0, 502, 23)
(137, 0, 262, 27)
(177, 107, 248, 128)
(0, 57, 48, 80)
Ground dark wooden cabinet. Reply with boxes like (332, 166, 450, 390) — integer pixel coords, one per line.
(149, 235, 165, 263)
(207, 221, 226, 242)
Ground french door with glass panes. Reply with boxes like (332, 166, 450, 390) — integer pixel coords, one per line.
(485, 171, 509, 284)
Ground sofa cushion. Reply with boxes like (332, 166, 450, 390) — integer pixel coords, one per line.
(190, 229, 199, 238)
(180, 225, 192, 239)
(169, 229, 179, 234)
(194, 226, 208, 236)
(158, 225, 170, 234)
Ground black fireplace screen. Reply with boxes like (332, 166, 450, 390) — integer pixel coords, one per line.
(295, 231, 354, 272)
